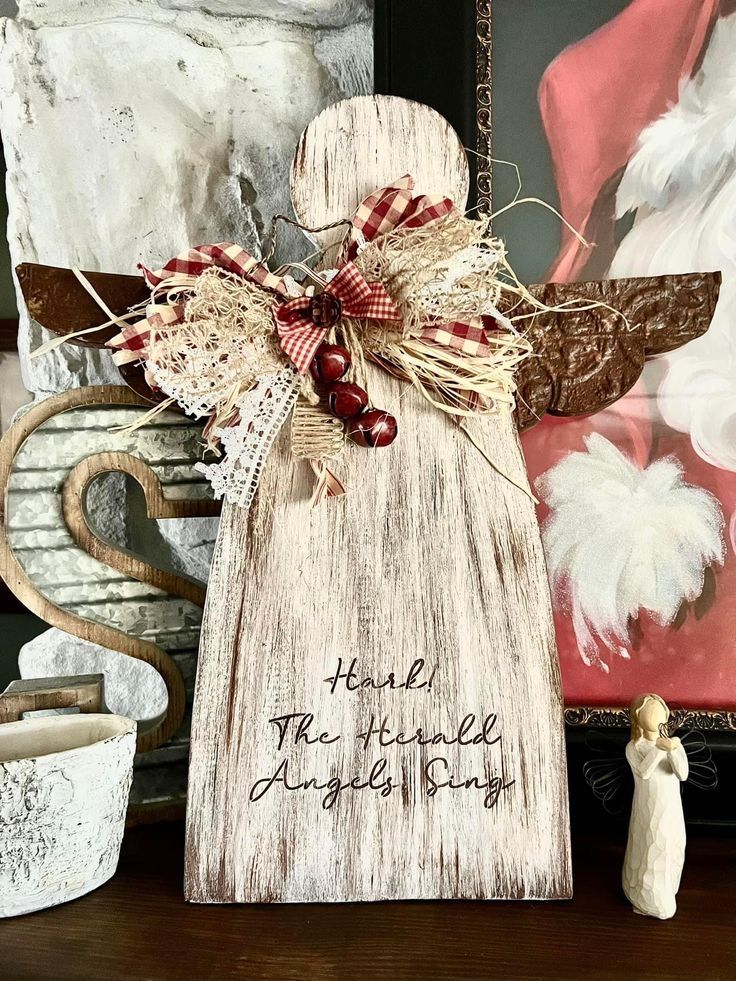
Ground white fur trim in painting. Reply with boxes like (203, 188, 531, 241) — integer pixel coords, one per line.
(611, 13, 736, 475)
(615, 13, 736, 217)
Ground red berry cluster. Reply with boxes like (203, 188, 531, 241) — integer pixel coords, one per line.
(310, 343, 398, 448)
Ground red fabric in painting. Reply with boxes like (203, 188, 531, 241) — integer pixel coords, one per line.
(539, 0, 719, 282)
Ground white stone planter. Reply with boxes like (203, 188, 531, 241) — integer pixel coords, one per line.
(0, 713, 136, 918)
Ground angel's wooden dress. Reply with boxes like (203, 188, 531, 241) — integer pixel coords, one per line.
(184, 98, 572, 903)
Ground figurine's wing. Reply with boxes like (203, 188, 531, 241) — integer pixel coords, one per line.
(679, 729, 719, 792)
(15, 262, 160, 405)
(583, 729, 718, 812)
(512, 271, 721, 431)
(582, 733, 633, 816)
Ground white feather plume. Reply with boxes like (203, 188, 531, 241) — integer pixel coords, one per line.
(537, 435, 725, 671)
(617, 14, 736, 216)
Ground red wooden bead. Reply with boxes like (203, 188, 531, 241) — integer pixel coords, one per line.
(327, 382, 369, 420)
(310, 344, 351, 383)
(350, 408, 398, 448)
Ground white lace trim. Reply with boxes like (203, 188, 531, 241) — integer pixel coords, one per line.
(195, 367, 300, 510)
(149, 332, 281, 420)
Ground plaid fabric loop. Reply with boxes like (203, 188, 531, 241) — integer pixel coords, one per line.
(274, 262, 401, 374)
(346, 177, 494, 358)
(344, 174, 455, 262)
(139, 243, 287, 295)
(108, 243, 288, 366)
(420, 315, 499, 359)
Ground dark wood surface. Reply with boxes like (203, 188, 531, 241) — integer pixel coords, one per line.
(0, 317, 18, 351)
(0, 822, 733, 980)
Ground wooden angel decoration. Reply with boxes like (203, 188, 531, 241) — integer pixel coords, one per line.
(11, 96, 721, 904)
(623, 694, 689, 919)
(185, 98, 575, 903)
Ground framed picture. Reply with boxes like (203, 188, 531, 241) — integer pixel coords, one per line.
(383, 0, 736, 729)
(487, 0, 736, 728)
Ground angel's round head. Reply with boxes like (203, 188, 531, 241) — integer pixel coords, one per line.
(630, 693, 670, 741)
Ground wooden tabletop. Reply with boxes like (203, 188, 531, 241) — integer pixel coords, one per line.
(0, 822, 733, 980)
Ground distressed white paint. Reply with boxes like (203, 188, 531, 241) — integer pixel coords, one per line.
(290, 95, 470, 255)
(0, 713, 136, 918)
(185, 97, 571, 903)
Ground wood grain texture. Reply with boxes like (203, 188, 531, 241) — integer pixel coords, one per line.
(0, 673, 103, 723)
(185, 96, 571, 903)
(1, 822, 732, 980)
(290, 95, 470, 256)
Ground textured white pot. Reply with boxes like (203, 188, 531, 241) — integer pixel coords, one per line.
(0, 713, 136, 918)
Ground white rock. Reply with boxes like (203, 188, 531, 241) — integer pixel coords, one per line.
(84, 471, 130, 571)
(155, 516, 219, 583)
(0, 713, 135, 917)
(19, 628, 169, 723)
(16, 0, 371, 30)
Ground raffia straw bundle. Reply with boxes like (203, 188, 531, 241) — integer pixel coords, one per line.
(370, 335, 529, 415)
(354, 213, 483, 332)
(350, 211, 536, 415)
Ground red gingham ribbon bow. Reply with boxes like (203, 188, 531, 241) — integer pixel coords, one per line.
(274, 262, 401, 374)
(344, 174, 455, 261)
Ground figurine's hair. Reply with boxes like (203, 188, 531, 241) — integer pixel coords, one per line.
(630, 693, 669, 742)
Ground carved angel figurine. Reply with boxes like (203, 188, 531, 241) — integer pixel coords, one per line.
(623, 694, 689, 919)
